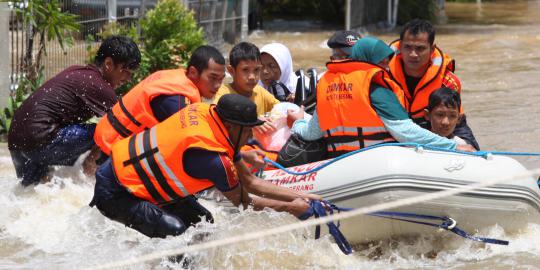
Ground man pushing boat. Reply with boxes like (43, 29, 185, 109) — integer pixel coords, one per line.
(90, 94, 320, 238)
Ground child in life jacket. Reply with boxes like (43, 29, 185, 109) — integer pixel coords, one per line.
(424, 87, 469, 146)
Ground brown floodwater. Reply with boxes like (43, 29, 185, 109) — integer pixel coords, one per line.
(1, 1, 540, 269)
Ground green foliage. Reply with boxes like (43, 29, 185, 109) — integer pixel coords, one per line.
(15, 0, 79, 96)
(139, 0, 205, 75)
(19, 0, 80, 52)
(90, 0, 206, 95)
(0, 92, 28, 137)
(0, 68, 44, 135)
(85, 22, 139, 65)
(18, 66, 46, 94)
(397, 0, 437, 25)
(1, 1, 79, 137)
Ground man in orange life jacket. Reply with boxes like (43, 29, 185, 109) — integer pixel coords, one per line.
(89, 94, 319, 238)
(288, 37, 475, 161)
(93, 45, 227, 158)
(388, 19, 480, 150)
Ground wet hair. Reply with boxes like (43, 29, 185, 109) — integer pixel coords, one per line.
(187, 45, 226, 73)
(427, 87, 461, 111)
(94, 36, 141, 70)
(229, 42, 261, 68)
(400, 19, 435, 45)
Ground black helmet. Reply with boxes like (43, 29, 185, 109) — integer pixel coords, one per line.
(216, 94, 265, 127)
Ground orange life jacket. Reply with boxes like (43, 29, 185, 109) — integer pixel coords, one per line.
(317, 60, 405, 157)
(111, 103, 234, 205)
(94, 69, 201, 155)
(388, 40, 460, 121)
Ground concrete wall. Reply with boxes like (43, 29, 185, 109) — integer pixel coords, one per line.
(0, 2, 10, 107)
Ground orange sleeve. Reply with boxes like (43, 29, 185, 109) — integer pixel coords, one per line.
(442, 70, 464, 113)
(442, 70, 462, 92)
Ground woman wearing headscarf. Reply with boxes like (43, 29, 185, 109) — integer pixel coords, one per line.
(259, 43, 299, 101)
(287, 36, 474, 160)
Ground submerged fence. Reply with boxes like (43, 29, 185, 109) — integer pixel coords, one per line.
(345, 0, 399, 30)
(6, 0, 248, 94)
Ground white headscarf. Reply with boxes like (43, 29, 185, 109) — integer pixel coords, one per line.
(260, 43, 297, 94)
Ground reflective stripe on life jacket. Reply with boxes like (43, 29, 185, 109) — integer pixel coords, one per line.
(316, 60, 404, 157)
(95, 69, 201, 155)
(111, 103, 234, 205)
(388, 40, 460, 121)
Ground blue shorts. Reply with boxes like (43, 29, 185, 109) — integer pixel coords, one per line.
(10, 124, 96, 186)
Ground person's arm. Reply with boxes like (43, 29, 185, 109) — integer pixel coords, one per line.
(150, 94, 188, 122)
(253, 116, 276, 134)
(442, 70, 462, 94)
(452, 114, 480, 150)
(221, 187, 311, 218)
(290, 108, 325, 141)
(240, 148, 266, 170)
(381, 117, 458, 150)
(235, 159, 321, 202)
(183, 148, 320, 202)
(452, 135, 468, 146)
(182, 148, 313, 216)
(370, 87, 458, 150)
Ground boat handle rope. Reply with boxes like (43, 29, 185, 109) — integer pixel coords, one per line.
(301, 200, 509, 254)
(261, 142, 540, 176)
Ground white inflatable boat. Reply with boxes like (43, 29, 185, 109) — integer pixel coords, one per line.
(259, 146, 540, 244)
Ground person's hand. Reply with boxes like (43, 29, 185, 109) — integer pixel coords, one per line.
(289, 197, 311, 217)
(287, 105, 304, 128)
(253, 116, 276, 134)
(241, 149, 266, 170)
(82, 146, 101, 176)
(456, 144, 476, 152)
(301, 193, 322, 201)
(286, 94, 295, 103)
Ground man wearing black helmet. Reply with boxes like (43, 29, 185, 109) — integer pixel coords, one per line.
(327, 30, 362, 60)
(90, 94, 320, 238)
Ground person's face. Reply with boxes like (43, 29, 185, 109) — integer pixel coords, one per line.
(330, 48, 349, 61)
(425, 104, 460, 138)
(188, 58, 226, 99)
(400, 31, 434, 74)
(260, 53, 281, 87)
(227, 60, 262, 95)
(226, 123, 253, 148)
(101, 57, 134, 89)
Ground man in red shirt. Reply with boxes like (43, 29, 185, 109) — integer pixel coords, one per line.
(8, 36, 141, 186)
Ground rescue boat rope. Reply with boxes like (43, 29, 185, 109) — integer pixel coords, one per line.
(84, 166, 540, 270)
(263, 142, 540, 176)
